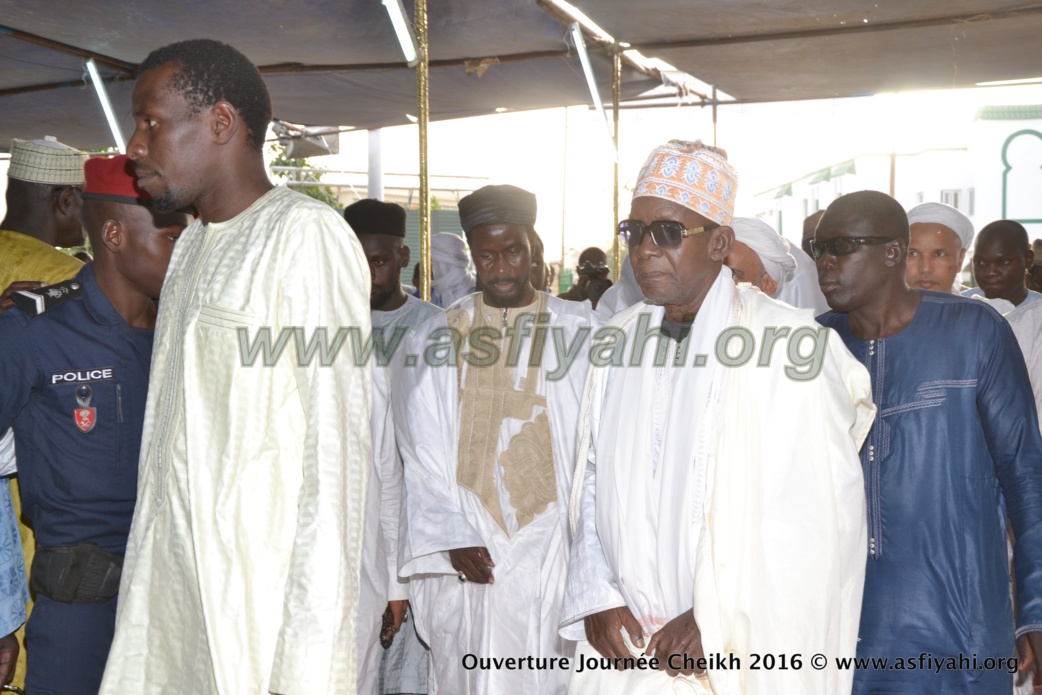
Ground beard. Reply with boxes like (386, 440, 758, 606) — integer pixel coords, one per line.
(141, 173, 193, 213)
(151, 187, 192, 213)
(481, 274, 533, 308)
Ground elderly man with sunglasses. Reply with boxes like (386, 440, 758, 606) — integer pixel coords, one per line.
(560, 140, 875, 695)
(814, 190, 1042, 693)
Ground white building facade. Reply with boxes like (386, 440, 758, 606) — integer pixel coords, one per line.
(754, 105, 1042, 246)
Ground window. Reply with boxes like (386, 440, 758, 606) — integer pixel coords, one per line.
(941, 189, 961, 209)
(916, 192, 924, 204)
(968, 188, 975, 215)
(802, 199, 809, 218)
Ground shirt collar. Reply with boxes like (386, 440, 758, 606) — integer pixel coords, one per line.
(78, 263, 122, 327)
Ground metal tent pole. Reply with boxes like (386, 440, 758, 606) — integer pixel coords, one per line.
(415, 0, 431, 301)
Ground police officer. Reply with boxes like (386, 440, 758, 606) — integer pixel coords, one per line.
(0, 155, 188, 695)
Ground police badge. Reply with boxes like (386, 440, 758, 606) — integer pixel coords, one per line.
(74, 384, 96, 434)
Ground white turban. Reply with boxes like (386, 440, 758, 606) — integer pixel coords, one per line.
(729, 217, 796, 294)
(430, 232, 476, 308)
(906, 202, 974, 250)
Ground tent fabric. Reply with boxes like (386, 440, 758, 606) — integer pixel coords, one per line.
(3, 1, 1042, 148)
(0, 0, 656, 150)
(575, 0, 1042, 101)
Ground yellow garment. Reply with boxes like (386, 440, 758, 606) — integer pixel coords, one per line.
(0, 228, 82, 689)
(0, 229, 83, 289)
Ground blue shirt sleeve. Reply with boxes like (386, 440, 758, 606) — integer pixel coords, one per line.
(0, 313, 36, 634)
(975, 310, 1042, 635)
(0, 312, 36, 432)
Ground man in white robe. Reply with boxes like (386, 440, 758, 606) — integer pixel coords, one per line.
(561, 140, 874, 695)
(725, 217, 795, 301)
(430, 232, 477, 308)
(905, 201, 974, 294)
(345, 199, 441, 695)
(99, 40, 372, 694)
(393, 185, 599, 694)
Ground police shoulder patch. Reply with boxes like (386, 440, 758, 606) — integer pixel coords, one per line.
(11, 279, 84, 317)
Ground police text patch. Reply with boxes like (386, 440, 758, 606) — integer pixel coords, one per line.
(50, 368, 115, 385)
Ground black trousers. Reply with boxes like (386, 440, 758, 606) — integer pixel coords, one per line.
(25, 594, 117, 695)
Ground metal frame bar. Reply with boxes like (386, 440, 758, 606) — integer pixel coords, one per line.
(415, 0, 431, 302)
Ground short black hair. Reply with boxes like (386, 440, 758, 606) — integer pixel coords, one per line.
(139, 39, 272, 151)
(977, 219, 1030, 255)
(824, 190, 909, 242)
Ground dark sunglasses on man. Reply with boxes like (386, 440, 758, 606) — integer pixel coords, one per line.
(617, 219, 720, 249)
(808, 236, 894, 261)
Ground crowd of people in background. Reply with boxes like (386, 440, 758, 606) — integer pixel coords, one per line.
(2, 37, 1042, 695)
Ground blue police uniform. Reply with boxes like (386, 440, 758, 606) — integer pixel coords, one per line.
(0, 263, 153, 695)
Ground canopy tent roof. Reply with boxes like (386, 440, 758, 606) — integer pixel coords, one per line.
(2, 1, 1041, 151)
(574, 1, 1042, 102)
(0, 0, 658, 150)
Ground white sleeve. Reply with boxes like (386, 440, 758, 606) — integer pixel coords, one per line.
(268, 209, 372, 695)
(392, 319, 487, 578)
(0, 430, 16, 476)
(372, 366, 408, 601)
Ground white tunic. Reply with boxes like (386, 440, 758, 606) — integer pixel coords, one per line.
(563, 271, 874, 695)
(1007, 299, 1042, 435)
(100, 186, 373, 695)
(357, 295, 442, 694)
(392, 293, 599, 694)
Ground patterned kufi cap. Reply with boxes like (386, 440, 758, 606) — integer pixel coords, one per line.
(8, 137, 88, 185)
(633, 139, 738, 224)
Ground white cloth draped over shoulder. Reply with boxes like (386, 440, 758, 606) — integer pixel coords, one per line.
(563, 269, 874, 695)
(99, 186, 373, 695)
(391, 293, 600, 694)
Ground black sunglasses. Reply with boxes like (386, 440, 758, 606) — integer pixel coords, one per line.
(617, 219, 720, 249)
(809, 236, 894, 260)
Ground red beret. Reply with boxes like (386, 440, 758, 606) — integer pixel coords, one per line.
(82, 155, 152, 206)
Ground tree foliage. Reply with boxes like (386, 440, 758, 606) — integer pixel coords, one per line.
(268, 142, 342, 210)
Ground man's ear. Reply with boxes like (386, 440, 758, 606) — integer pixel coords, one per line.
(212, 101, 240, 145)
(1026, 248, 1036, 269)
(762, 274, 778, 297)
(708, 225, 734, 262)
(100, 218, 123, 254)
(400, 244, 411, 269)
(55, 186, 78, 216)
(884, 238, 907, 268)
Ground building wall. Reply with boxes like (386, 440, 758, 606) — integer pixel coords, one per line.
(970, 120, 1042, 239)
(755, 115, 1042, 246)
